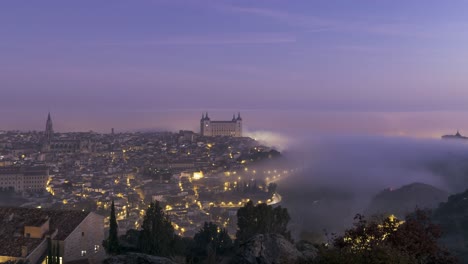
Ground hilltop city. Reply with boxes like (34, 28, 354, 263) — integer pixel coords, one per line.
(0, 113, 292, 263)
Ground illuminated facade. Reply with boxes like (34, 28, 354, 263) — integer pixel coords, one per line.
(200, 113, 242, 137)
(0, 166, 48, 192)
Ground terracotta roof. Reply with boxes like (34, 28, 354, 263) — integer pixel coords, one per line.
(0, 207, 89, 257)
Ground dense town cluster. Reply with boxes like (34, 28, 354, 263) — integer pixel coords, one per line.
(0, 123, 288, 239)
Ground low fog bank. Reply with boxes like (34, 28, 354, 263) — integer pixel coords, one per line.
(275, 135, 468, 239)
(244, 130, 293, 152)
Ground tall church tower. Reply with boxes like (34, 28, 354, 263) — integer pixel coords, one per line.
(45, 112, 54, 142)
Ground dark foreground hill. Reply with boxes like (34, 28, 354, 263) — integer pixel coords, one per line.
(103, 234, 317, 264)
(434, 189, 468, 263)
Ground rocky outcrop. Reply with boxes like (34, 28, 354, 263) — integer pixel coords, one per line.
(232, 234, 317, 264)
(103, 253, 177, 264)
(296, 240, 318, 260)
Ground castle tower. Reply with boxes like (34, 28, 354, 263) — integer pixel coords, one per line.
(236, 112, 242, 137)
(200, 112, 212, 136)
(45, 112, 54, 142)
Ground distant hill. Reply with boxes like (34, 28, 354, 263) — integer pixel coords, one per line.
(442, 130, 468, 140)
(366, 182, 449, 218)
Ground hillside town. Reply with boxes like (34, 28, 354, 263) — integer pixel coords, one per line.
(0, 114, 288, 253)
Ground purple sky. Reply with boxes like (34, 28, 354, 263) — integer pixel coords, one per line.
(1, 0, 468, 137)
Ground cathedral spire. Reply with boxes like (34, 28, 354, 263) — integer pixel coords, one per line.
(45, 112, 54, 142)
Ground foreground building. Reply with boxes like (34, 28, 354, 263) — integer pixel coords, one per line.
(200, 113, 242, 137)
(0, 207, 105, 264)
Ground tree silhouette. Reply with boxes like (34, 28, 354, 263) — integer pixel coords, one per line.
(139, 201, 175, 257)
(236, 200, 291, 243)
(104, 200, 120, 255)
(189, 222, 233, 263)
(318, 210, 457, 264)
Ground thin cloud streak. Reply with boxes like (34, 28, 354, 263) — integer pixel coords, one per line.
(0, 33, 297, 48)
(226, 5, 431, 38)
(225, 5, 334, 30)
(92, 33, 297, 46)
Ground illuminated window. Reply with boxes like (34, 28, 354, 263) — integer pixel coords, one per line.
(46, 256, 62, 264)
(81, 250, 87, 256)
(94, 245, 100, 253)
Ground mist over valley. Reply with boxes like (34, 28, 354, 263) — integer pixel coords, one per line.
(262, 135, 468, 239)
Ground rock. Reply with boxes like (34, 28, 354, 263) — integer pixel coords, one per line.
(232, 234, 316, 264)
(103, 252, 177, 264)
(296, 240, 318, 260)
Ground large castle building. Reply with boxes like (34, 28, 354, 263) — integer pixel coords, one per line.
(200, 113, 243, 137)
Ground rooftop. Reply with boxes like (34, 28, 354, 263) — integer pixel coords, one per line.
(210, 121, 237, 124)
(0, 207, 89, 257)
(0, 166, 48, 176)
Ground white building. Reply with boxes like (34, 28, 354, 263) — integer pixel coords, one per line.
(200, 113, 242, 137)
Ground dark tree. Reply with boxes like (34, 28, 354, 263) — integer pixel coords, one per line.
(387, 209, 457, 264)
(139, 201, 175, 257)
(315, 243, 415, 264)
(172, 236, 194, 258)
(104, 200, 120, 255)
(188, 222, 233, 263)
(236, 200, 291, 243)
(119, 229, 140, 253)
(317, 210, 458, 264)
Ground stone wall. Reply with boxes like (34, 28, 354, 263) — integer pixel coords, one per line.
(26, 238, 48, 264)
